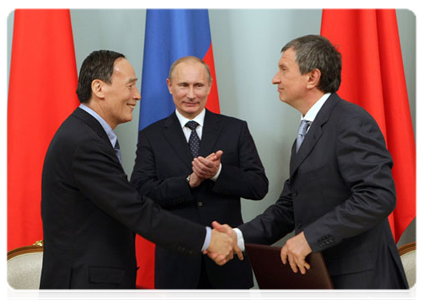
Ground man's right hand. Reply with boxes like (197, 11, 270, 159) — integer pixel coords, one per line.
(212, 221, 244, 261)
(205, 229, 235, 265)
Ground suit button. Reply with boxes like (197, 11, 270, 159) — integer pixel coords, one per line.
(197, 202, 203, 207)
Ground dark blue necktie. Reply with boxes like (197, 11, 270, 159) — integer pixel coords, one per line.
(185, 121, 200, 157)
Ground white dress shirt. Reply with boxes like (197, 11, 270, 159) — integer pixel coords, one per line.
(175, 109, 222, 180)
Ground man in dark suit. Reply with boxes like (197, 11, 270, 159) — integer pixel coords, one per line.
(216, 35, 408, 289)
(40, 50, 239, 289)
(130, 56, 268, 289)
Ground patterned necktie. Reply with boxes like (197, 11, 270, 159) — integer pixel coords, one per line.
(185, 121, 201, 157)
(114, 139, 122, 165)
(296, 120, 311, 152)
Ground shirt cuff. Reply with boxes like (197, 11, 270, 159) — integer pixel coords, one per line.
(201, 226, 212, 252)
(233, 228, 245, 252)
(210, 163, 222, 181)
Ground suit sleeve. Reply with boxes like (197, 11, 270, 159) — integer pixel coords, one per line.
(72, 138, 205, 255)
(303, 113, 396, 252)
(238, 178, 295, 244)
(130, 129, 195, 208)
(212, 121, 268, 200)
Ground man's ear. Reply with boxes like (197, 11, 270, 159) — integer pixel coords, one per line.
(307, 69, 321, 89)
(166, 78, 173, 95)
(91, 79, 105, 99)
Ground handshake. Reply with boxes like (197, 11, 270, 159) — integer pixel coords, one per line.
(204, 221, 242, 266)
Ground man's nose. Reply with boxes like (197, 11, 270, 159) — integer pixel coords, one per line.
(187, 86, 195, 99)
(134, 87, 141, 100)
(272, 73, 280, 84)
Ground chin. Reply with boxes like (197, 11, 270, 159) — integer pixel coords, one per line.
(122, 115, 133, 124)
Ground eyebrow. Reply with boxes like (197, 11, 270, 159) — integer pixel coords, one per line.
(127, 78, 138, 84)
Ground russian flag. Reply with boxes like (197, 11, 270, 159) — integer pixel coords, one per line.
(136, 9, 220, 289)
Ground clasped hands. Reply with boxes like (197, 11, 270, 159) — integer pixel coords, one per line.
(204, 221, 243, 266)
(187, 150, 223, 188)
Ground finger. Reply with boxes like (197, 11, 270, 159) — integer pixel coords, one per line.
(205, 153, 216, 160)
(215, 150, 223, 160)
(212, 221, 223, 230)
(298, 264, 307, 275)
(235, 247, 244, 261)
(192, 158, 206, 170)
(304, 262, 311, 270)
(297, 258, 310, 275)
(280, 247, 288, 265)
(193, 158, 219, 179)
(214, 254, 228, 266)
(206, 251, 218, 260)
(192, 163, 204, 177)
(288, 255, 298, 273)
(192, 162, 210, 178)
(196, 156, 215, 168)
(212, 222, 232, 234)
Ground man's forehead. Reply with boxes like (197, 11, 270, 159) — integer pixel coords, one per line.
(112, 58, 136, 78)
(279, 49, 297, 64)
(173, 64, 208, 80)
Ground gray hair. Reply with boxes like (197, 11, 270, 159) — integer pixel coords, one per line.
(282, 35, 342, 93)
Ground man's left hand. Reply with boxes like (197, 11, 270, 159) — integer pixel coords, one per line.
(280, 231, 312, 275)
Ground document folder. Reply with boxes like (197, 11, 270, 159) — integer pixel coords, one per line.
(246, 243, 334, 289)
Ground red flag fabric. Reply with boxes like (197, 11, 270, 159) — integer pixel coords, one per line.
(8, 9, 79, 251)
(320, 9, 415, 242)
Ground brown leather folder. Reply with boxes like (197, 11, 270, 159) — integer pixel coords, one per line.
(246, 243, 334, 289)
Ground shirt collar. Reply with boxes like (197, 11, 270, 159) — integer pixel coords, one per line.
(79, 104, 118, 147)
(302, 93, 331, 122)
(175, 108, 206, 129)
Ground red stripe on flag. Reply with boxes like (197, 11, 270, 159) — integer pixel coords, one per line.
(135, 237, 155, 289)
(204, 44, 221, 114)
(320, 9, 415, 242)
(8, 9, 79, 250)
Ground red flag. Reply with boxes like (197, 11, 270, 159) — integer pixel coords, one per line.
(320, 9, 415, 242)
(8, 9, 79, 251)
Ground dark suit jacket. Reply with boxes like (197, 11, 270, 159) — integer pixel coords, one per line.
(130, 109, 268, 289)
(40, 108, 206, 289)
(239, 93, 408, 289)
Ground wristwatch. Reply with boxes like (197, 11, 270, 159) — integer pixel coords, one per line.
(186, 174, 191, 184)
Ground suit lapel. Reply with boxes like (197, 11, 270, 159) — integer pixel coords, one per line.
(199, 110, 223, 157)
(290, 94, 340, 177)
(73, 108, 113, 149)
(163, 112, 193, 169)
